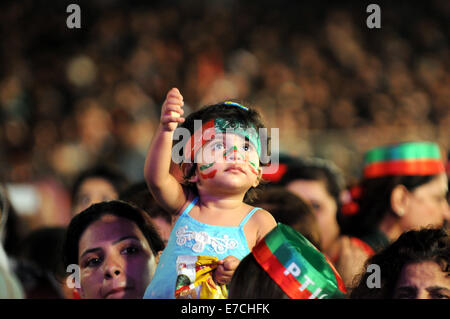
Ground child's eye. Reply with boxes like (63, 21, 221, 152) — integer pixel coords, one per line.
(242, 142, 253, 152)
(212, 142, 224, 150)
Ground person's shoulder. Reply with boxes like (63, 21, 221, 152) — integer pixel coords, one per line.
(248, 206, 277, 229)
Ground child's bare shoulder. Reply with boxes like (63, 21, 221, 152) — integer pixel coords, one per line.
(246, 206, 277, 229)
(243, 206, 276, 247)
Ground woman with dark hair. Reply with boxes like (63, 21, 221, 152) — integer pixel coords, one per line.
(340, 141, 449, 254)
(338, 141, 449, 289)
(62, 200, 164, 299)
(350, 227, 450, 299)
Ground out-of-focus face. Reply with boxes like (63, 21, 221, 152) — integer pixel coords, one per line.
(400, 173, 449, 231)
(73, 178, 119, 214)
(286, 180, 339, 252)
(393, 261, 450, 299)
(77, 214, 156, 299)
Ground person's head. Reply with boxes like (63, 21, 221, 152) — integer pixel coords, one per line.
(62, 200, 165, 299)
(278, 157, 345, 252)
(340, 142, 449, 239)
(229, 224, 347, 299)
(119, 181, 173, 246)
(71, 165, 129, 215)
(16, 227, 67, 298)
(252, 187, 321, 249)
(177, 101, 268, 203)
(350, 227, 450, 299)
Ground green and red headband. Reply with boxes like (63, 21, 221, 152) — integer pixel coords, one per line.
(183, 116, 261, 162)
(363, 142, 445, 179)
(252, 223, 347, 299)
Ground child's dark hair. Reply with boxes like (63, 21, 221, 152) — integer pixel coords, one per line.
(176, 101, 268, 203)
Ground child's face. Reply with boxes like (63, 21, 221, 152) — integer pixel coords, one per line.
(193, 132, 261, 191)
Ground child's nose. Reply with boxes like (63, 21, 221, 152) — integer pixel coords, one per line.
(225, 146, 241, 161)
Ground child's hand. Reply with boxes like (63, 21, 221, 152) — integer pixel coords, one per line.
(214, 255, 240, 285)
(161, 88, 185, 132)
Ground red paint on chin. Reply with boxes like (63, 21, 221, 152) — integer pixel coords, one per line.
(200, 169, 217, 179)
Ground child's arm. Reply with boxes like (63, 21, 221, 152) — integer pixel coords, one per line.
(144, 88, 187, 214)
(214, 210, 277, 285)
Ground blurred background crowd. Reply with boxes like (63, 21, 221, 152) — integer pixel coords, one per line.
(0, 0, 449, 299)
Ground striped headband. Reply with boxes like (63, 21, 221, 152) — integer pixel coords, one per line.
(252, 223, 347, 299)
(183, 117, 261, 162)
(363, 142, 444, 179)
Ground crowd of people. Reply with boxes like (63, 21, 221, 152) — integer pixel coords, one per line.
(0, 0, 449, 300)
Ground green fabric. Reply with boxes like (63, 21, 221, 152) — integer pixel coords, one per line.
(264, 224, 346, 298)
(364, 142, 441, 164)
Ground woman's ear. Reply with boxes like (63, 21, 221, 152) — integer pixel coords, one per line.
(390, 184, 410, 217)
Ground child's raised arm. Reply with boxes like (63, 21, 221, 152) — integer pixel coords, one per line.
(144, 88, 187, 214)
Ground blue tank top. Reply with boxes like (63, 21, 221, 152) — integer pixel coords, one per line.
(143, 196, 259, 299)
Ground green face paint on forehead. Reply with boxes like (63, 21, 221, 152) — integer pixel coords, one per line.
(185, 117, 262, 162)
(214, 118, 261, 157)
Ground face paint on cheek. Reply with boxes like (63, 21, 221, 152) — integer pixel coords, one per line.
(248, 161, 259, 176)
(199, 162, 215, 171)
(200, 169, 217, 179)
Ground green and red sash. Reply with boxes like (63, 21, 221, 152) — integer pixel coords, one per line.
(363, 142, 444, 178)
(252, 224, 347, 299)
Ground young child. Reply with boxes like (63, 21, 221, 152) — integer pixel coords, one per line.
(143, 88, 277, 298)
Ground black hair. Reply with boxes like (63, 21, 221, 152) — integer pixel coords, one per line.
(350, 227, 449, 299)
(119, 181, 172, 224)
(62, 200, 165, 268)
(71, 165, 129, 204)
(278, 157, 345, 209)
(177, 101, 268, 203)
(15, 227, 68, 298)
(339, 175, 436, 238)
(228, 253, 290, 299)
(252, 187, 321, 249)
(18, 227, 67, 280)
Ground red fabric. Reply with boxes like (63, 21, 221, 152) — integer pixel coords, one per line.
(252, 240, 312, 299)
(364, 159, 444, 178)
(349, 237, 375, 257)
(261, 163, 287, 182)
